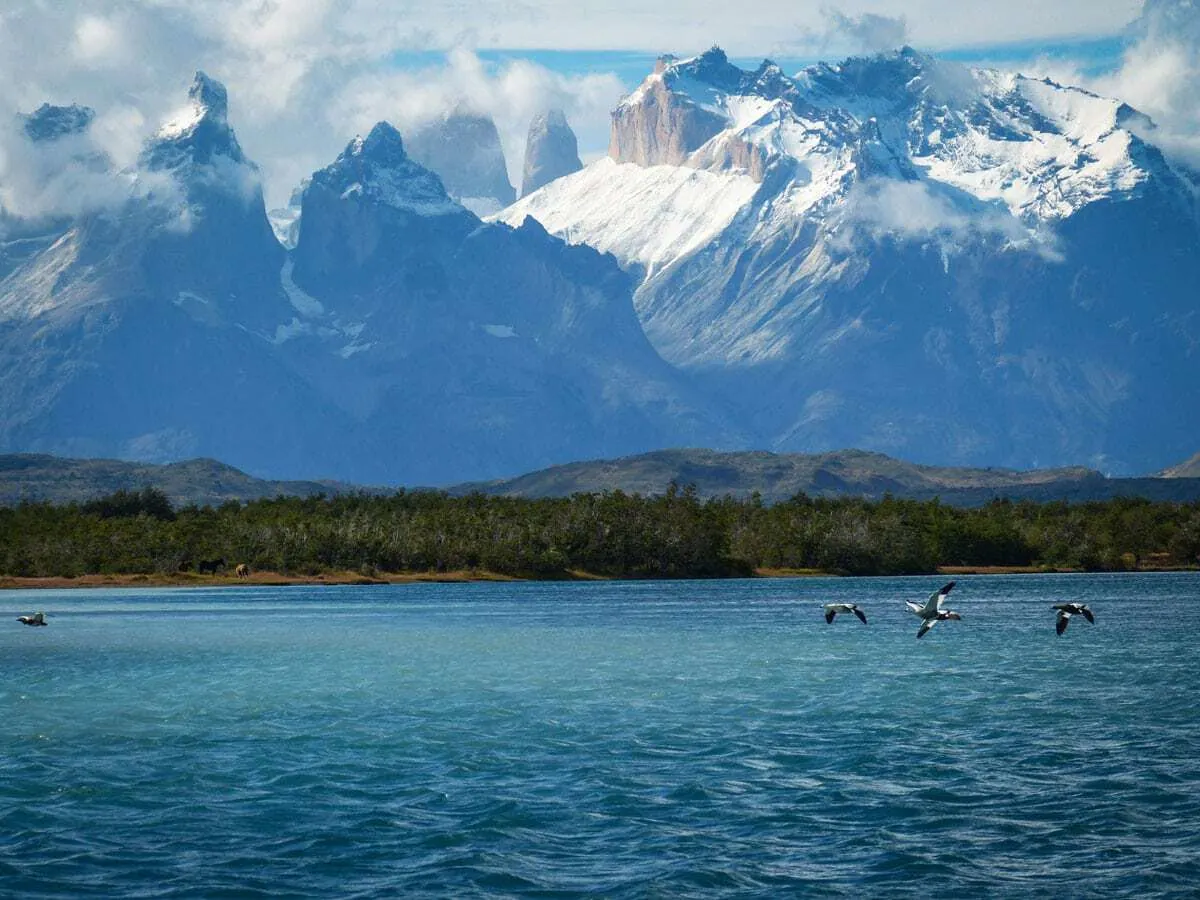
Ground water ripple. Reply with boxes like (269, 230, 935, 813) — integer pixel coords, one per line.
(3, 574, 1200, 896)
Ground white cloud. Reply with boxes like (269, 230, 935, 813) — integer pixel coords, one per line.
(820, 10, 910, 54)
(837, 179, 1059, 259)
(1085, 0, 1200, 169)
(73, 14, 124, 64)
(0, 119, 133, 222)
(332, 49, 624, 192)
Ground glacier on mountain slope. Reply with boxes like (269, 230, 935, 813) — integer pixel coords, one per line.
(499, 47, 1200, 474)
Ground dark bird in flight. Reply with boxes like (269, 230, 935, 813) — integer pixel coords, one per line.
(1053, 603, 1094, 635)
(823, 603, 867, 624)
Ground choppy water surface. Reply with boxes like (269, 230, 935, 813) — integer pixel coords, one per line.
(3, 574, 1199, 898)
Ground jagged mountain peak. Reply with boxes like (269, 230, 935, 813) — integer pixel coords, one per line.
(145, 71, 246, 169)
(308, 120, 461, 216)
(607, 46, 1162, 222)
(187, 71, 229, 122)
(532, 108, 569, 131)
(21, 103, 95, 142)
(405, 109, 515, 214)
(355, 121, 408, 165)
(521, 109, 582, 197)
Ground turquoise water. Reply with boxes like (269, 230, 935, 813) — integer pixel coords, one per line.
(3, 574, 1199, 898)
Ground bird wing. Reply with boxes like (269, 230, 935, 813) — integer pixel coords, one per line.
(917, 619, 936, 639)
(853, 606, 868, 624)
(824, 608, 836, 624)
(1056, 612, 1070, 635)
(1081, 607, 1095, 624)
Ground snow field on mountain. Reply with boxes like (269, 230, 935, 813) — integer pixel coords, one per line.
(495, 158, 759, 276)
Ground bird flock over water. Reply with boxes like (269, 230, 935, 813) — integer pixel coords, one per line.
(823, 582, 1096, 638)
(13, 584, 1098, 638)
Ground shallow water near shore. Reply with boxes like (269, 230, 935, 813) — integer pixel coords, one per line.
(3, 573, 1199, 898)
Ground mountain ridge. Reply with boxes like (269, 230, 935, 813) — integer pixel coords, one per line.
(0, 453, 353, 508)
(7, 448, 1200, 509)
(450, 447, 1200, 506)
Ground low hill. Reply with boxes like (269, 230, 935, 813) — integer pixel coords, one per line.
(1160, 452, 1200, 478)
(7, 449, 1200, 510)
(0, 455, 351, 508)
(452, 448, 1200, 506)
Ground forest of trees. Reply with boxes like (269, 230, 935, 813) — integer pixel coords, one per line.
(1, 485, 1199, 579)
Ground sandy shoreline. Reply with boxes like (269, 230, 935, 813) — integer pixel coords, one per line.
(4, 564, 1189, 590)
(0, 570, 522, 590)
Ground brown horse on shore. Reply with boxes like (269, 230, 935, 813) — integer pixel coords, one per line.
(235, 563, 250, 578)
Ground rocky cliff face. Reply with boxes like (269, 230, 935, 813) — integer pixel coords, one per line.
(609, 55, 727, 168)
(520, 110, 582, 197)
(608, 48, 794, 180)
(405, 111, 515, 215)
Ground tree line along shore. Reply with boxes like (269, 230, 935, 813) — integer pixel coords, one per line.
(1, 485, 1198, 584)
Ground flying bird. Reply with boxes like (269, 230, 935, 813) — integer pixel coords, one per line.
(16, 612, 47, 626)
(1053, 602, 1095, 635)
(906, 581, 962, 639)
(917, 609, 963, 639)
(823, 603, 867, 624)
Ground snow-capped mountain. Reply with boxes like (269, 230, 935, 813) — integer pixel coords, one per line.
(0, 74, 364, 477)
(276, 120, 740, 483)
(521, 110, 583, 197)
(405, 110, 516, 215)
(0, 74, 739, 484)
(5, 52, 1198, 484)
(499, 47, 1200, 474)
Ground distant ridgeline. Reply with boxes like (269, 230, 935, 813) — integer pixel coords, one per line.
(1, 452, 1199, 579)
(5, 449, 1200, 509)
(452, 449, 1200, 506)
(0, 454, 354, 509)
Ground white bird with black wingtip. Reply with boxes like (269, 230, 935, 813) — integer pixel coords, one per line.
(1053, 602, 1094, 635)
(906, 581, 962, 639)
(823, 603, 868, 625)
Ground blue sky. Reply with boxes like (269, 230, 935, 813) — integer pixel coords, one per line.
(390, 36, 1132, 92)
